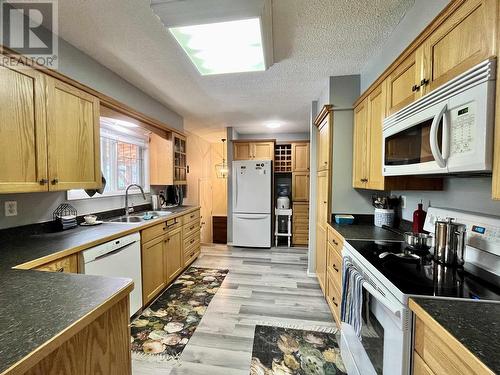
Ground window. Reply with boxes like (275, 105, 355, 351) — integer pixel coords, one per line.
(67, 117, 150, 200)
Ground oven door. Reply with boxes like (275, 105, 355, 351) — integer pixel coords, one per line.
(340, 282, 409, 375)
(383, 100, 449, 176)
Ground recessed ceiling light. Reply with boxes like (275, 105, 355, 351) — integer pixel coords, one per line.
(169, 18, 266, 75)
(266, 122, 281, 129)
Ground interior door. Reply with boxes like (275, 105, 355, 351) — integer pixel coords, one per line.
(199, 178, 213, 243)
(46, 78, 101, 191)
(0, 64, 48, 193)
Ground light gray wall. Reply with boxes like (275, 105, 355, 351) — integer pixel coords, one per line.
(0, 39, 183, 229)
(360, 0, 499, 220)
(237, 132, 310, 142)
(360, 0, 450, 91)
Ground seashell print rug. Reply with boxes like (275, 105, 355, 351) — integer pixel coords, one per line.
(250, 325, 347, 375)
(131, 267, 229, 363)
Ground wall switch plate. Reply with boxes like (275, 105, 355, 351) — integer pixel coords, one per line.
(400, 196, 407, 209)
(5, 201, 17, 216)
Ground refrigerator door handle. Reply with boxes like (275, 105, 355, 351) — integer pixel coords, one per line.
(234, 214, 269, 220)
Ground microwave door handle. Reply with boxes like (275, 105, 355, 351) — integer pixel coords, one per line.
(362, 281, 401, 318)
(430, 104, 448, 168)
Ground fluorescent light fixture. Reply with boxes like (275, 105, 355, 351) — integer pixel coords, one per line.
(169, 18, 266, 75)
(266, 122, 281, 129)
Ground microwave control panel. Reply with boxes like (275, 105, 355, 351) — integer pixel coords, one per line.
(449, 102, 475, 155)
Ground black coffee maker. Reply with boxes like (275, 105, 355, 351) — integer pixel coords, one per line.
(164, 185, 184, 207)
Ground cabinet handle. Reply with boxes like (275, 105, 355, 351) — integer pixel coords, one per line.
(332, 264, 339, 272)
(56, 267, 64, 273)
(190, 239, 195, 244)
(420, 78, 429, 87)
(190, 226, 195, 230)
(411, 84, 420, 92)
(331, 297, 338, 307)
(39, 179, 48, 185)
(51, 178, 59, 185)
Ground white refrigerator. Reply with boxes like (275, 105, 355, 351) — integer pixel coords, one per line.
(232, 160, 272, 248)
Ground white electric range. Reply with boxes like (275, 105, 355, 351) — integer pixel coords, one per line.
(339, 207, 500, 375)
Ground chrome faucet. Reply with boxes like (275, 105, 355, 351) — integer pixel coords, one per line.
(125, 184, 146, 216)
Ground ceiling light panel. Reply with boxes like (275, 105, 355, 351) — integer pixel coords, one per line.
(169, 18, 265, 75)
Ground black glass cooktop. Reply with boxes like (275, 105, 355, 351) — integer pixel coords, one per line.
(348, 240, 500, 301)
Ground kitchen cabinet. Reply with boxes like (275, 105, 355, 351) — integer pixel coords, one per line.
(352, 98, 368, 189)
(292, 172, 309, 201)
(416, 0, 496, 95)
(46, 78, 101, 191)
(292, 202, 309, 246)
(233, 141, 274, 161)
(141, 235, 167, 305)
(35, 254, 78, 273)
(326, 271, 342, 327)
(317, 109, 332, 171)
(165, 227, 183, 283)
(0, 63, 48, 193)
(173, 133, 187, 185)
(326, 225, 344, 327)
(315, 223, 327, 291)
(149, 132, 173, 185)
(315, 170, 329, 291)
(292, 142, 310, 172)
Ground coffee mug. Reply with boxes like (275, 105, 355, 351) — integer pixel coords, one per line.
(84, 215, 97, 224)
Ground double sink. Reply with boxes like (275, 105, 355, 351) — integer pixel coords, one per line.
(107, 210, 172, 224)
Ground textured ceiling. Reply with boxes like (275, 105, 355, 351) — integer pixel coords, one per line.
(57, 0, 413, 140)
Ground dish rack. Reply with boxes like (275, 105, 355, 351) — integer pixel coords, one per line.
(53, 203, 78, 231)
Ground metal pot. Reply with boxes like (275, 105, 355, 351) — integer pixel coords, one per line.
(404, 232, 434, 250)
(434, 218, 467, 266)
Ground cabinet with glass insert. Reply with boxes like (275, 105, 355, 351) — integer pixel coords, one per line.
(173, 133, 187, 185)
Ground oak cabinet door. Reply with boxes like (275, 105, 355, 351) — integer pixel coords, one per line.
(418, 0, 496, 94)
(317, 117, 331, 171)
(292, 142, 310, 172)
(46, 78, 101, 191)
(253, 142, 274, 160)
(142, 236, 167, 305)
(315, 223, 327, 292)
(385, 51, 422, 115)
(35, 254, 78, 273)
(150, 132, 173, 185)
(233, 142, 252, 160)
(352, 99, 368, 188)
(366, 85, 386, 191)
(316, 171, 329, 225)
(292, 172, 309, 202)
(165, 228, 183, 283)
(0, 64, 48, 193)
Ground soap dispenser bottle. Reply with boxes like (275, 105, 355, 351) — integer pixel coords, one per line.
(412, 201, 426, 233)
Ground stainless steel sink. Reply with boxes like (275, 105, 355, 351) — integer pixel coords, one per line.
(107, 216, 145, 223)
(107, 211, 173, 224)
(131, 211, 172, 218)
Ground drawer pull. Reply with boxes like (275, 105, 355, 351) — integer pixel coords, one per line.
(190, 226, 195, 231)
(56, 267, 64, 273)
(167, 220, 178, 228)
(331, 297, 338, 307)
(332, 264, 339, 272)
(190, 239, 195, 244)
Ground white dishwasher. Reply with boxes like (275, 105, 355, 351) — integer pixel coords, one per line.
(81, 232, 143, 317)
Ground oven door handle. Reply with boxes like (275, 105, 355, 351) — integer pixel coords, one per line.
(430, 104, 448, 168)
(363, 281, 401, 318)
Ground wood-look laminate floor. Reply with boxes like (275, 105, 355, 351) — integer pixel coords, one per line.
(132, 244, 336, 375)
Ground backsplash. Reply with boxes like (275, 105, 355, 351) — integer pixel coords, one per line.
(393, 177, 500, 222)
(0, 192, 150, 230)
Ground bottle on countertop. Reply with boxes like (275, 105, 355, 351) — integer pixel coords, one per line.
(412, 201, 427, 233)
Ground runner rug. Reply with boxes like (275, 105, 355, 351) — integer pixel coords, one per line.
(250, 325, 347, 374)
(131, 267, 228, 362)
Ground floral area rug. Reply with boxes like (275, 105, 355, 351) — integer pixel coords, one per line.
(131, 267, 228, 362)
(250, 325, 347, 375)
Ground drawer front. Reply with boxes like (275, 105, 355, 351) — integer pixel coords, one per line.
(36, 254, 78, 273)
(184, 246, 200, 266)
(292, 233, 309, 246)
(183, 230, 200, 251)
(326, 272, 341, 327)
(327, 226, 344, 254)
(183, 220, 200, 239)
(293, 203, 309, 216)
(327, 243, 342, 290)
(183, 209, 200, 225)
(293, 221, 309, 234)
(141, 222, 167, 243)
(413, 352, 436, 375)
(165, 217, 182, 232)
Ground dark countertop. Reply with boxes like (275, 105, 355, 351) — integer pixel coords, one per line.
(411, 297, 500, 373)
(328, 221, 404, 242)
(0, 205, 197, 374)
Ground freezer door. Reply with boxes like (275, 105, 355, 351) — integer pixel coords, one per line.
(233, 213, 271, 248)
(233, 160, 271, 213)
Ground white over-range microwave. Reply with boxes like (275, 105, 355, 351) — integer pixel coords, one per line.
(382, 58, 496, 176)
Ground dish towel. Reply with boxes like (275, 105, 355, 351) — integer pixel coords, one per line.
(340, 256, 364, 340)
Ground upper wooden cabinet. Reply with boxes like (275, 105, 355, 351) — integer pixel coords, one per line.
(352, 98, 368, 189)
(417, 0, 497, 95)
(0, 63, 101, 193)
(0, 64, 48, 193)
(366, 85, 386, 191)
(316, 106, 332, 172)
(292, 142, 310, 172)
(173, 133, 187, 185)
(292, 172, 310, 202)
(46, 78, 101, 191)
(150, 132, 173, 186)
(385, 51, 423, 116)
(233, 141, 274, 161)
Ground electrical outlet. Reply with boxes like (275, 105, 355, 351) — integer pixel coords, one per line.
(400, 195, 407, 209)
(5, 201, 17, 216)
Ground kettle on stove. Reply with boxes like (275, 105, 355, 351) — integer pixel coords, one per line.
(434, 218, 467, 266)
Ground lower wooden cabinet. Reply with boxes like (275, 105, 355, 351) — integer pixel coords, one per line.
(326, 271, 342, 327)
(292, 203, 309, 246)
(315, 223, 327, 292)
(141, 235, 167, 305)
(165, 227, 183, 283)
(35, 254, 78, 273)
